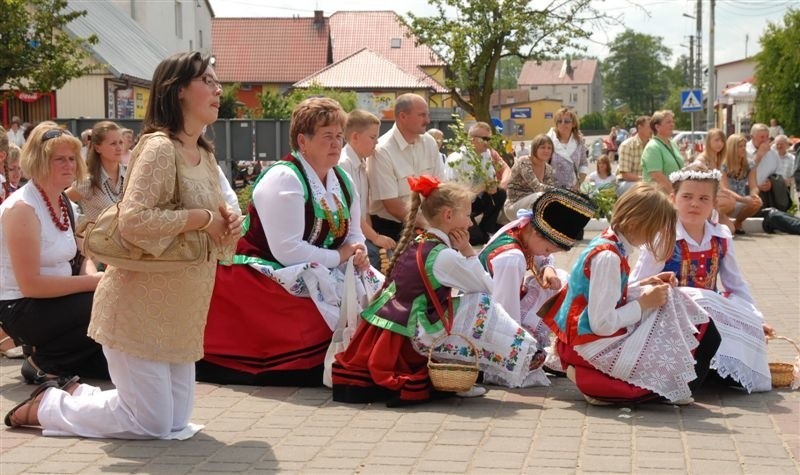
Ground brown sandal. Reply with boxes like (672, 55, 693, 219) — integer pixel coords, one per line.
(4, 380, 59, 428)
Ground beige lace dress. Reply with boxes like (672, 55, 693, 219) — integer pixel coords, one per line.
(88, 133, 235, 363)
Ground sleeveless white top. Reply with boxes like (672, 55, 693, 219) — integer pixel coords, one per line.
(0, 183, 76, 300)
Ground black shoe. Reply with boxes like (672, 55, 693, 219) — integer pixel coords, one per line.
(21, 357, 75, 386)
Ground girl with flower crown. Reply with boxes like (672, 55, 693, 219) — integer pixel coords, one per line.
(542, 182, 722, 406)
(200, 98, 383, 386)
(479, 188, 596, 386)
(631, 163, 773, 393)
(332, 176, 547, 406)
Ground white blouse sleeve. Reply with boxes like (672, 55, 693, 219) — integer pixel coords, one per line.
(587, 250, 643, 336)
(719, 237, 756, 305)
(629, 246, 665, 282)
(340, 169, 366, 247)
(489, 250, 526, 323)
(431, 248, 493, 294)
(218, 165, 241, 214)
(254, 166, 340, 268)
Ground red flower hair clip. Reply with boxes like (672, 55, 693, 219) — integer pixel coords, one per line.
(407, 175, 441, 198)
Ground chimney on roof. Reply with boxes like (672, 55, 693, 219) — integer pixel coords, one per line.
(314, 10, 324, 26)
(559, 57, 574, 79)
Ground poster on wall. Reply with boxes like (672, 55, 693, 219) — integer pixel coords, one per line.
(356, 92, 395, 120)
(134, 86, 150, 119)
(116, 88, 134, 119)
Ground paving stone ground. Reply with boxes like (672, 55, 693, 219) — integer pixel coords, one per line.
(1, 231, 798, 474)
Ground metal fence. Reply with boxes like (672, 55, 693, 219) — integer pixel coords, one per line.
(56, 118, 459, 183)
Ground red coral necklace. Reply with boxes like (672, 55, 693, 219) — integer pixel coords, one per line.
(35, 184, 70, 231)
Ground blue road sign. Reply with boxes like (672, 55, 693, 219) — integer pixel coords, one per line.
(680, 89, 703, 112)
(491, 117, 504, 133)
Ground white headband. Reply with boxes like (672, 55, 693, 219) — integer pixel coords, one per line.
(669, 168, 722, 183)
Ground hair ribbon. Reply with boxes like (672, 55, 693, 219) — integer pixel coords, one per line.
(407, 175, 440, 198)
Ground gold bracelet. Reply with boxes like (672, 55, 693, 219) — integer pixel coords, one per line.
(198, 209, 214, 231)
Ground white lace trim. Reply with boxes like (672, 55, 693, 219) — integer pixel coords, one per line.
(575, 287, 709, 401)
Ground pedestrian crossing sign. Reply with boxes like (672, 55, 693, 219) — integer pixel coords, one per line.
(681, 89, 703, 112)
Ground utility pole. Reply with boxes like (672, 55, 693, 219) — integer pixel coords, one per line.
(707, 0, 716, 129)
(695, 0, 703, 130)
(689, 35, 695, 134)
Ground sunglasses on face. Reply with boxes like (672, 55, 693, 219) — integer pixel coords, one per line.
(471, 135, 492, 142)
(556, 118, 573, 125)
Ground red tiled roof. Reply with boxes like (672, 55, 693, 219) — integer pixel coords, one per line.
(211, 18, 331, 83)
(518, 59, 598, 86)
(328, 11, 446, 91)
(294, 48, 438, 90)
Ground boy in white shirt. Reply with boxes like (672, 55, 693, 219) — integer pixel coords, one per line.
(339, 110, 396, 270)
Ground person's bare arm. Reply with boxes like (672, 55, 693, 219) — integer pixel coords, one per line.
(648, 171, 673, 194)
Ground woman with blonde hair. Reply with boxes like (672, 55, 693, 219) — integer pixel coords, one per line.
(547, 108, 588, 191)
(692, 129, 736, 233)
(0, 124, 109, 387)
(720, 134, 762, 234)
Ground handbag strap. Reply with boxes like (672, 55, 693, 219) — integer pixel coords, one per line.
(415, 236, 453, 333)
(122, 132, 184, 207)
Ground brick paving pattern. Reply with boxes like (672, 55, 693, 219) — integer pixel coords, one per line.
(1, 231, 798, 474)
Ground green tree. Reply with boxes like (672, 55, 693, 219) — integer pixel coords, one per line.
(755, 8, 800, 135)
(257, 83, 358, 120)
(0, 0, 98, 94)
(218, 83, 241, 119)
(580, 111, 604, 131)
(288, 83, 358, 112)
(492, 56, 523, 90)
(402, 0, 604, 128)
(257, 90, 291, 119)
(602, 29, 672, 115)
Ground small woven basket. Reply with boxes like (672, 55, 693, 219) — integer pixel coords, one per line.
(767, 335, 800, 388)
(427, 333, 479, 392)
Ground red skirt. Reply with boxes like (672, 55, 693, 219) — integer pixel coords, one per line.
(201, 264, 333, 376)
(557, 340, 656, 403)
(332, 320, 431, 403)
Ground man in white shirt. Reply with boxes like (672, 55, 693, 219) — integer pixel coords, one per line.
(6, 117, 25, 148)
(747, 123, 781, 189)
(747, 123, 785, 211)
(367, 94, 445, 240)
(445, 121, 510, 243)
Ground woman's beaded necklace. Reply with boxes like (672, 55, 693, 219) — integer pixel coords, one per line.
(102, 174, 124, 202)
(35, 184, 70, 231)
(319, 194, 347, 238)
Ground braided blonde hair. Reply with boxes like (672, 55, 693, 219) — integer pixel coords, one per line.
(384, 182, 473, 277)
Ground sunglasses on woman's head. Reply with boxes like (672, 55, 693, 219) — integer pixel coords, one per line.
(42, 129, 71, 142)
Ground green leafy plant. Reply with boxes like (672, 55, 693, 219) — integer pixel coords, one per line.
(443, 115, 500, 189)
(580, 182, 617, 219)
(236, 184, 253, 213)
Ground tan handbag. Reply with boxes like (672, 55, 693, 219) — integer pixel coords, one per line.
(83, 133, 211, 272)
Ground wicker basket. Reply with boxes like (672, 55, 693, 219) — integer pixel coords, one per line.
(767, 335, 800, 388)
(428, 333, 479, 392)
